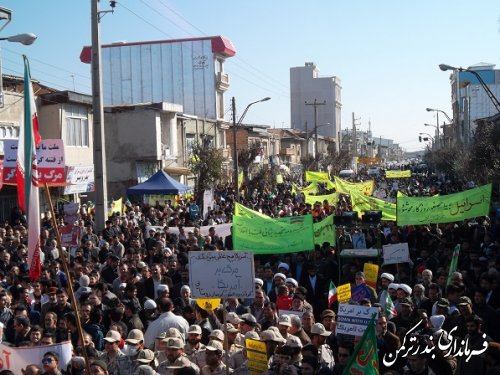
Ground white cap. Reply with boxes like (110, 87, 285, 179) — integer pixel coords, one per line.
(285, 278, 298, 287)
(158, 284, 169, 293)
(398, 283, 412, 295)
(144, 299, 157, 310)
(278, 262, 290, 271)
(388, 283, 399, 290)
(274, 273, 286, 281)
(278, 315, 292, 327)
(254, 278, 264, 287)
(430, 315, 445, 330)
(79, 275, 90, 287)
(380, 273, 394, 282)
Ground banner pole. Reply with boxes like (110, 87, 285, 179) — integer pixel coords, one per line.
(44, 183, 91, 374)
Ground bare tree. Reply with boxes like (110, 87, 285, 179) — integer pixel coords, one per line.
(188, 138, 225, 204)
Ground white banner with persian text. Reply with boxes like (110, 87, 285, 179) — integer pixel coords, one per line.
(0, 341, 71, 374)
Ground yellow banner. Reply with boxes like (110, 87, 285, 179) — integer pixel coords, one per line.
(238, 171, 244, 189)
(386, 170, 412, 178)
(363, 263, 379, 289)
(337, 283, 351, 303)
(334, 176, 374, 196)
(305, 192, 339, 206)
(350, 190, 397, 221)
(297, 181, 319, 195)
(305, 171, 330, 182)
(276, 174, 283, 184)
(109, 198, 123, 216)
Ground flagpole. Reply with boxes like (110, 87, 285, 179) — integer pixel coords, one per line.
(44, 183, 92, 375)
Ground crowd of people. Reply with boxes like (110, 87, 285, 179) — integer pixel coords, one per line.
(0, 168, 499, 375)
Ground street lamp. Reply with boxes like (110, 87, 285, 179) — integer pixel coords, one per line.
(439, 64, 500, 113)
(425, 108, 451, 147)
(0, 32, 37, 107)
(419, 132, 434, 142)
(232, 96, 271, 201)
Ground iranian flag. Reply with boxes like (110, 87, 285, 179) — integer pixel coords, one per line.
(328, 281, 337, 306)
(385, 290, 397, 320)
(18, 55, 42, 280)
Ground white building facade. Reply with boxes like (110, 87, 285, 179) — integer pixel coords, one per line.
(290, 62, 342, 151)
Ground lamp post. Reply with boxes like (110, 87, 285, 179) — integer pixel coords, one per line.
(439, 64, 500, 113)
(232, 96, 271, 202)
(425, 108, 451, 147)
(0, 32, 37, 108)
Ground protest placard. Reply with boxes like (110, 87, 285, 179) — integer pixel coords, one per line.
(189, 251, 255, 299)
(246, 339, 268, 375)
(383, 243, 410, 265)
(363, 263, 379, 289)
(336, 304, 379, 336)
(337, 283, 351, 303)
(351, 284, 371, 302)
(0, 341, 71, 374)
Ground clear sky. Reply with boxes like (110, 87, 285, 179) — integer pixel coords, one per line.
(1, 1, 499, 152)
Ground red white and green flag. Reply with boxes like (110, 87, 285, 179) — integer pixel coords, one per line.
(342, 314, 380, 375)
(328, 280, 337, 306)
(385, 291, 397, 320)
(17, 55, 42, 280)
(446, 244, 460, 287)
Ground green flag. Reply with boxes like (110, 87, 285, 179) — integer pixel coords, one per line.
(342, 314, 379, 375)
(446, 244, 460, 287)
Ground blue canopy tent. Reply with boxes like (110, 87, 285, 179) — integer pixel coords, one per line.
(126, 170, 192, 196)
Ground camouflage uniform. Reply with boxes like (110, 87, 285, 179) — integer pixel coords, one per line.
(184, 342, 207, 369)
(157, 354, 200, 375)
(201, 362, 233, 375)
(99, 349, 124, 375)
(115, 353, 142, 375)
(228, 345, 245, 370)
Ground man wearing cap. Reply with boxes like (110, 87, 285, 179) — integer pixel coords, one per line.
(309, 323, 334, 371)
(157, 337, 200, 375)
(455, 296, 481, 340)
(90, 360, 109, 375)
(277, 315, 292, 340)
(268, 273, 286, 303)
(99, 330, 124, 375)
(201, 340, 229, 375)
(378, 272, 394, 308)
(185, 324, 206, 369)
(289, 314, 311, 346)
(116, 329, 146, 375)
(395, 283, 412, 313)
(391, 297, 415, 338)
(144, 297, 189, 350)
(260, 329, 286, 364)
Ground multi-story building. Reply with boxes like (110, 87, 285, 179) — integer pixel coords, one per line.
(290, 62, 342, 152)
(80, 36, 235, 196)
(447, 62, 500, 144)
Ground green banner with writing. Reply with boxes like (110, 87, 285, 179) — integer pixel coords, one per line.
(396, 183, 492, 225)
(314, 215, 336, 246)
(334, 176, 374, 196)
(305, 192, 339, 206)
(234, 203, 314, 253)
(385, 170, 411, 178)
(350, 190, 396, 221)
(305, 171, 330, 182)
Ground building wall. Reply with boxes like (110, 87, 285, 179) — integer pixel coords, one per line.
(290, 62, 342, 147)
(451, 64, 500, 143)
(104, 108, 160, 197)
(97, 37, 235, 121)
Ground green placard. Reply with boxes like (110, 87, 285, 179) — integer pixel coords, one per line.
(314, 215, 336, 246)
(233, 204, 314, 254)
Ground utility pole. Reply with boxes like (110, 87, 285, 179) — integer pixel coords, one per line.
(232, 97, 238, 202)
(304, 121, 308, 159)
(305, 99, 326, 170)
(352, 112, 357, 157)
(91, 0, 108, 232)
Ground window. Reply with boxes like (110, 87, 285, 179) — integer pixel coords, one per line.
(65, 105, 89, 147)
(186, 134, 195, 155)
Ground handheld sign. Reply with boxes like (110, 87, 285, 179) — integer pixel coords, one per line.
(337, 283, 351, 303)
(336, 304, 379, 336)
(189, 251, 255, 299)
(383, 243, 410, 265)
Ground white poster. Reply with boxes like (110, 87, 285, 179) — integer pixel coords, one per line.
(189, 251, 255, 299)
(336, 304, 379, 336)
(383, 242, 410, 265)
(0, 341, 72, 374)
(64, 165, 95, 194)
